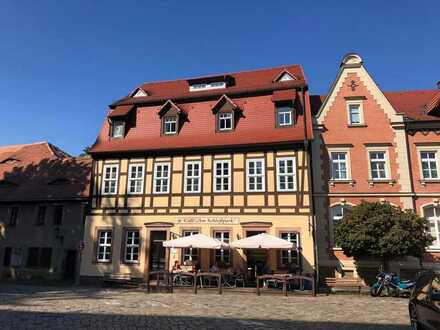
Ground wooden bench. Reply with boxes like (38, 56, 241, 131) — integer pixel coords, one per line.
(103, 273, 140, 288)
(256, 274, 316, 296)
(324, 277, 367, 294)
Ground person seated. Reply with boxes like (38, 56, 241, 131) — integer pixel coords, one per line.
(172, 260, 182, 273)
(209, 263, 220, 273)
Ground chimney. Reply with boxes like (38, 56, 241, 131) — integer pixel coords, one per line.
(437, 81, 440, 89)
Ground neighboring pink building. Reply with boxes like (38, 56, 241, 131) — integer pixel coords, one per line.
(311, 54, 440, 282)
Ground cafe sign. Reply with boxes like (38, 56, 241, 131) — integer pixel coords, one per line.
(176, 216, 240, 225)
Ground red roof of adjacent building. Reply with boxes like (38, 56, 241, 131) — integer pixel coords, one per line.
(310, 90, 440, 121)
(0, 142, 91, 202)
(91, 65, 313, 155)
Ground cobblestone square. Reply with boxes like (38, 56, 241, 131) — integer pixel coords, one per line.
(0, 283, 410, 329)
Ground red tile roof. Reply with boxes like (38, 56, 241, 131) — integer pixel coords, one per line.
(92, 65, 312, 155)
(0, 142, 91, 202)
(111, 65, 306, 107)
(310, 90, 440, 121)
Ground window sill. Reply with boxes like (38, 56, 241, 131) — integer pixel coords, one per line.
(367, 179, 395, 187)
(420, 179, 440, 186)
(329, 180, 355, 187)
(347, 124, 367, 128)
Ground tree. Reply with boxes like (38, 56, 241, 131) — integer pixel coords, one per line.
(334, 201, 433, 270)
(79, 146, 92, 157)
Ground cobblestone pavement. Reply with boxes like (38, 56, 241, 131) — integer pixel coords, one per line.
(0, 283, 410, 329)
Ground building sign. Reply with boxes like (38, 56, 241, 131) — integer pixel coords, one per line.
(176, 216, 240, 225)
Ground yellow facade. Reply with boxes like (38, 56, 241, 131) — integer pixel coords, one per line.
(81, 149, 315, 280)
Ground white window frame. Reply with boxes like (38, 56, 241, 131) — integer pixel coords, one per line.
(276, 157, 297, 191)
(213, 159, 231, 193)
(276, 105, 293, 126)
(424, 206, 440, 249)
(110, 120, 125, 138)
(214, 231, 231, 264)
(189, 81, 226, 92)
(127, 164, 145, 195)
(280, 232, 300, 266)
(97, 230, 112, 262)
(153, 162, 171, 194)
(246, 158, 265, 192)
(124, 230, 140, 263)
(367, 148, 391, 181)
(102, 164, 119, 195)
(163, 116, 177, 135)
(182, 230, 199, 262)
(218, 112, 233, 131)
(346, 100, 364, 125)
(329, 149, 351, 181)
(419, 149, 439, 180)
(330, 204, 352, 247)
(184, 161, 202, 193)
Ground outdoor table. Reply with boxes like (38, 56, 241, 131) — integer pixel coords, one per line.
(256, 274, 316, 296)
(195, 272, 222, 294)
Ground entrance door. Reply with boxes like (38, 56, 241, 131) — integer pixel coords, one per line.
(64, 250, 76, 280)
(245, 231, 267, 280)
(149, 231, 167, 271)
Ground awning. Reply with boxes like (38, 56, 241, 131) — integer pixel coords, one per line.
(163, 233, 229, 249)
(229, 233, 294, 249)
(108, 105, 135, 118)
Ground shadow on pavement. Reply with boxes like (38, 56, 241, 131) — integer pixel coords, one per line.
(0, 310, 410, 330)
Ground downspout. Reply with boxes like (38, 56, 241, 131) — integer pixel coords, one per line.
(300, 86, 320, 284)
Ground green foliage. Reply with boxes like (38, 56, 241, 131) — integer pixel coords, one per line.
(334, 201, 433, 262)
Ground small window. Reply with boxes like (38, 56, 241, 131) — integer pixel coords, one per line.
(347, 103, 363, 125)
(276, 105, 293, 127)
(53, 205, 63, 226)
(35, 205, 46, 226)
(9, 207, 18, 226)
(189, 81, 226, 92)
(276, 157, 296, 191)
(163, 116, 177, 135)
(369, 151, 388, 180)
(421, 151, 438, 180)
(124, 230, 140, 263)
(128, 164, 145, 194)
(425, 206, 440, 248)
(97, 230, 112, 262)
(280, 232, 299, 266)
(214, 231, 230, 264)
(184, 161, 201, 193)
(213, 160, 231, 192)
(153, 162, 171, 194)
(102, 165, 119, 195)
(218, 112, 233, 131)
(110, 120, 125, 138)
(182, 230, 199, 262)
(330, 152, 348, 180)
(330, 204, 352, 246)
(246, 159, 265, 192)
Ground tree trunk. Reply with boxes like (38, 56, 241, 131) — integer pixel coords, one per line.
(382, 258, 389, 272)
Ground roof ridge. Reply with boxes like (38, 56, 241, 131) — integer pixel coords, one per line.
(0, 141, 48, 150)
(140, 64, 302, 87)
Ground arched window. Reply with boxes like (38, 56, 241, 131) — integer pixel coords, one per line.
(329, 204, 352, 246)
(424, 206, 440, 248)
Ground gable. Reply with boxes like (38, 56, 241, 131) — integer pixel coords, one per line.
(315, 54, 404, 126)
(273, 70, 296, 82)
(131, 88, 148, 98)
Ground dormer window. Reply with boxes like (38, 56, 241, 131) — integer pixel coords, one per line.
(218, 112, 233, 131)
(164, 116, 177, 135)
(189, 81, 226, 92)
(158, 100, 186, 136)
(276, 105, 293, 127)
(211, 95, 241, 133)
(131, 88, 148, 98)
(110, 120, 125, 138)
(273, 70, 297, 83)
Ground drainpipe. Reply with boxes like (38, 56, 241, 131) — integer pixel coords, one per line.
(300, 86, 320, 285)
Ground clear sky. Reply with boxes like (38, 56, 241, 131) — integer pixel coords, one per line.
(1, 0, 438, 155)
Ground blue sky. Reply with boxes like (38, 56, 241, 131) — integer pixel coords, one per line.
(1, 0, 438, 155)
